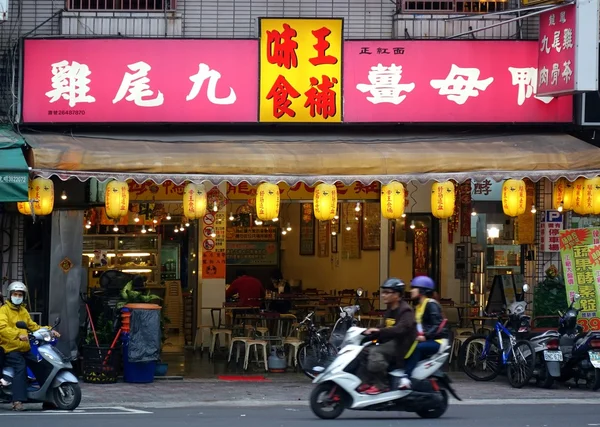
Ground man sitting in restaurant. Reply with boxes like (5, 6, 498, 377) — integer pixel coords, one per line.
(226, 269, 265, 307)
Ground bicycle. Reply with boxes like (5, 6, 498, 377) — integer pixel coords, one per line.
(296, 312, 338, 379)
(458, 312, 536, 388)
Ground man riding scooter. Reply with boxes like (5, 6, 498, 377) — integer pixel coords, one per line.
(0, 281, 59, 411)
(357, 278, 417, 395)
(403, 276, 448, 389)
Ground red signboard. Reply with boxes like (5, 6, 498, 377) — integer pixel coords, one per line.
(537, 5, 576, 97)
(22, 39, 258, 123)
(343, 40, 572, 123)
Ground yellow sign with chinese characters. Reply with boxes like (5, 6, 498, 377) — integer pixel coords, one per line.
(259, 18, 343, 123)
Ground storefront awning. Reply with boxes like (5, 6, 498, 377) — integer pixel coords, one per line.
(23, 132, 600, 185)
(0, 128, 29, 202)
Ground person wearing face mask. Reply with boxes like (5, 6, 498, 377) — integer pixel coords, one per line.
(0, 281, 59, 411)
(402, 276, 448, 389)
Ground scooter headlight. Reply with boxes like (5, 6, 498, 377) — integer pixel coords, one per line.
(38, 330, 52, 342)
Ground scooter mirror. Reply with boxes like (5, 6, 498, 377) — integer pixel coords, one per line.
(54, 317, 61, 327)
(522, 284, 529, 293)
(16, 321, 27, 330)
(574, 293, 581, 301)
(356, 288, 364, 297)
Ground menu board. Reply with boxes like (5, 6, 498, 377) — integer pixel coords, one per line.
(226, 241, 278, 266)
(341, 203, 361, 259)
(362, 202, 380, 250)
(226, 226, 277, 241)
(317, 220, 329, 257)
(300, 203, 315, 255)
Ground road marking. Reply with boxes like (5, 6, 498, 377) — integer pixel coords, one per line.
(0, 406, 152, 416)
(109, 398, 600, 409)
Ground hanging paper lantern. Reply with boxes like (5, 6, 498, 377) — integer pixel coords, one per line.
(430, 181, 455, 219)
(17, 180, 34, 215)
(314, 183, 338, 221)
(105, 180, 130, 220)
(30, 177, 54, 216)
(256, 182, 280, 221)
(552, 178, 569, 210)
(582, 177, 600, 215)
(381, 181, 405, 219)
(573, 177, 587, 215)
(182, 183, 207, 220)
(502, 179, 526, 217)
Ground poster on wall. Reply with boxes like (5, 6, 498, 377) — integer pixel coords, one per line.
(300, 203, 315, 255)
(559, 228, 600, 331)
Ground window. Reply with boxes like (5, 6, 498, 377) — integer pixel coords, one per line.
(400, 0, 509, 14)
(66, 0, 176, 11)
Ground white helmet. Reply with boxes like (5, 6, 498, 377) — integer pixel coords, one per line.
(7, 281, 27, 295)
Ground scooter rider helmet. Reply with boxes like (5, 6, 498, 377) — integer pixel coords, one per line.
(381, 277, 406, 294)
(7, 281, 27, 306)
(411, 276, 435, 296)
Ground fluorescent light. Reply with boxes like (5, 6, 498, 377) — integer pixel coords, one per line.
(122, 269, 152, 273)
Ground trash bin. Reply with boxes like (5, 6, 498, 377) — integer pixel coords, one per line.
(82, 345, 121, 384)
(122, 334, 156, 383)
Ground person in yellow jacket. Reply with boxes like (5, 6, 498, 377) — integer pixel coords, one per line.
(0, 281, 59, 411)
(402, 276, 448, 389)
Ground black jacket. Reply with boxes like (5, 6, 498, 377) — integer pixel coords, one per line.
(373, 300, 417, 368)
(421, 300, 449, 340)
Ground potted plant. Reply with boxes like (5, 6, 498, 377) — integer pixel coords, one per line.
(81, 313, 122, 384)
(533, 265, 568, 328)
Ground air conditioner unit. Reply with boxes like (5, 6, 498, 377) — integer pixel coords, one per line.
(0, 0, 7, 22)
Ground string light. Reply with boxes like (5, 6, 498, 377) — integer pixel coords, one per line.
(286, 223, 292, 232)
(113, 225, 119, 232)
(558, 202, 564, 213)
(60, 191, 67, 200)
(213, 201, 218, 212)
(531, 204, 537, 214)
(354, 202, 361, 212)
(410, 220, 416, 230)
(229, 213, 235, 221)
(471, 207, 477, 216)
(166, 213, 172, 220)
(141, 226, 147, 234)
(134, 215, 140, 223)
(281, 229, 287, 235)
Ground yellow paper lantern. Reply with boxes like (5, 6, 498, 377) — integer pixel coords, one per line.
(430, 181, 455, 219)
(552, 178, 569, 210)
(183, 183, 207, 220)
(313, 183, 338, 221)
(17, 180, 34, 215)
(105, 180, 129, 220)
(562, 180, 575, 211)
(29, 177, 54, 216)
(381, 181, 405, 219)
(256, 183, 280, 221)
(502, 179, 526, 217)
(582, 177, 600, 215)
(573, 177, 587, 215)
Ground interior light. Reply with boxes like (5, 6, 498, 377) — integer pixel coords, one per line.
(60, 191, 67, 200)
(141, 226, 147, 234)
(409, 220, 416, 230)
(166, 213, 172, 220)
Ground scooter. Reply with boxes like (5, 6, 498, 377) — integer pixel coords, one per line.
(0, 318, 82, 410)
(550, 294, 600, 390)
(309, 326, 460, 420)
(505, 285, 561, 388)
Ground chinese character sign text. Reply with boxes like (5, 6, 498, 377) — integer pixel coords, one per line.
(537, 4, 576, 97)
(259, 18, 343, 123)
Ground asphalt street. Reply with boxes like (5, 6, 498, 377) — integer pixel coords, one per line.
(0, 404, 599, 427)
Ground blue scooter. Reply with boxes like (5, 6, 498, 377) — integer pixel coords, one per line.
(0, 318, 81, 410)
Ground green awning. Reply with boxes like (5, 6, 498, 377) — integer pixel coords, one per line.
(0, 127, 29, 202)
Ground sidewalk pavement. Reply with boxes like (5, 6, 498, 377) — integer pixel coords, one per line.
(80, 373, 600, 408)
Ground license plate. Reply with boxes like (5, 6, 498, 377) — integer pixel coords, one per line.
(589, 351, 600, 368)
(544, 351, 563, 362)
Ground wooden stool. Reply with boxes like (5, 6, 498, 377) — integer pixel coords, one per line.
(243, 340, 269, 371)
(283, 337, 303, 367)
(209, 328, 232, 359)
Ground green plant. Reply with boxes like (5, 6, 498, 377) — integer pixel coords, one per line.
(85, 313, 115, 346)
(533, 265, 568, 328)
(116, 281, 162, 309)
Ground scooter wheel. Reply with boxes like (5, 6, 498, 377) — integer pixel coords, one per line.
(416, 390, 448, 419)
(310, 382, 346, 420)
(52, 382, 82, 411)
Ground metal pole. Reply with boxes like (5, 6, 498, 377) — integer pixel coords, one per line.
(445, 4, 568, 39)
(445, 1, 573, 21)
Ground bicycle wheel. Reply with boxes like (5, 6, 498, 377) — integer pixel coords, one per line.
(298, 342, 338, 379)
(507, 340, 536, 388)
(458, 334, 501, 381)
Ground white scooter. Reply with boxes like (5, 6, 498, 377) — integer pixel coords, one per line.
(309, 326, 460, 419)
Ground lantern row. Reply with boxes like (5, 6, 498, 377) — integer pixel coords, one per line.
(16, 178, 577, 220)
